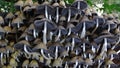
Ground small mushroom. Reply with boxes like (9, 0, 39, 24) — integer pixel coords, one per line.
(0, 48, 6, 65)
(0, 16, 4, 26)
(22, 59, 29, 68)
(11, 17, 23, 28)
(36, 1, 53, 19)
(14, 0, 24, 11)
(61, 7, 78, 22)
(52, 57, 63, 68)
(29, 60, 39, 68)
(9, 58, 18, 68)
(71, 0, 88, 10)
(34, 19, 56, 44)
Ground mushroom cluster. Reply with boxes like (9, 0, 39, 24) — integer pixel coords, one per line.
(0, 0, 120, 68)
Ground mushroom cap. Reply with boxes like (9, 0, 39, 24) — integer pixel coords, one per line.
(34, 18, 57, 32)
(14, 0, 24, 10)
(9, 58, 18, 67)
(0, 16, 4, 25)
(36, 4, 54, 15)
(66, 34, 81, 43)
(53, 25, 67, 35)
(5, 12, 14, 20)
(22, 60, 29, 67)
(61, 7, 79, 17)
(94, 35, 117, 44)
(71, 0, 88, 10)
(52, 58, 62, 67)
(29, 60, 39, 67)
(11, 17, 23, 28)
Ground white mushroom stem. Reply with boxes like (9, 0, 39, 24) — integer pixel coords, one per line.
(92, 46, 96, 53)
(43, 21, 47, 44)
(71, 38, 75, 51)
(1, 53, 3, 65)
(56, 7, 59, 23)
(8, 21, 11, 27)
(79, 65, 81, 68)
(33, 29, 37, 38)
(50, 32, 53, 40)
(49, 15, 52, 20)
(55, 46, 58, 59)
(85, 65, 88, 68)
(17, 23, 20, 28)
(25, 36, 28, 41)
(100, 38, 107, 56)
(75, 49, 79, 55)
(67, 46, 70, 53)
(67, 8, 71, 22)
(91, 20, 99, 34)
(67, 28, 71, 36)
(7, 50, 9, 58)
(81, 22, 86, 38)
(0, 35, 1, 40)
(117, 50, 120, 54)
(56, 29, 61, 41)
(24, 45, 31, 54)
(45, 6, 48, 19)
(41, 49, 49, 59)
(77, 1, 80, 9)
(74, 60, 78, 68)
(108, 24, 110, 32)
(108, 64, 111, 68)
(25, 66, 28, 68)
(110, 54, 114, 60)
(65, 62, 68, 68)
(97, 60, 102, 68)
(83, 43, 86, 52)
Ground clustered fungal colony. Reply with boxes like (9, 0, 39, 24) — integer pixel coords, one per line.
(0, 0, 120, 68)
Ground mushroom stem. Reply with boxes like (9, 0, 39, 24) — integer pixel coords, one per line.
(24, 45, 31, 54)
(81, 22, 86, 39)
(49, 15, 52, 20)
(41, 49, 49, 59)
(75, 49, 79, 55)
(110, 54, 114, 60)
(45, 6, 48, 19)
(56, 7, 59, 23)
(79, 65, 81, 68)
(97, 60, 102, 68)
(92, 45, 96, 53)
(67, 28, 71, 36)
(43, 21, 47, 44)
(77, 1, 80, 9)
(107, 24, 110, 32)
(91, 20, 98, 34)
(33, 29, 37, 38)
(17, 23, 20, 28)
(56, 29, 61, 41)
(100, 38, 107, 56)
(108, 64, 111, 68)
(7, 50, 9, 58)
(83, 43, 85, 52)
(65, 62, 68, 68)
(55, 46, 58, 59)
(71, 38, 75, 51)
(50, 32, 53, 40)
(8, 21, 11, 27)
(0, 53, 3, 65)
(74, 60, 78, 68)
(25, 36, 28, 41)
(67, 8, 71, 22)
(67, 46, 70, 53)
